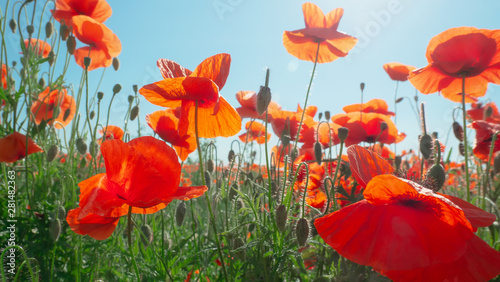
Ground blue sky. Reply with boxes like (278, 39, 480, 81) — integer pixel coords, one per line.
(5, 0, 500, 161)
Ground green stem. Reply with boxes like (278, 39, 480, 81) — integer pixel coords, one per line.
(325, 140, 344, 214)
(194, 100, 229, 282)
(394, 81, 399, 154)
(127, 206, 141, 281)
(461, 76, 470, 202)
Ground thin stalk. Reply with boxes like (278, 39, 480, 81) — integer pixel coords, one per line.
(393, 81, 399, 154)
(127, 206, 141, 281)
(461, 76, 471, 202)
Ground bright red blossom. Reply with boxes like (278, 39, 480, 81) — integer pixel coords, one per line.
(235, 90, 281, 120)
(51, 0, 112, 27)
(238, 121, 271, 144)
(383, 62, 416, 81)
(342, 99, 395, 117)
(0, 132, 43, 163)
(31, 87, 76, 129)
(23, 39, 51, 58)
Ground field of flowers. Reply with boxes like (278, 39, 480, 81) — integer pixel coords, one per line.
(1, 0, 500, 281)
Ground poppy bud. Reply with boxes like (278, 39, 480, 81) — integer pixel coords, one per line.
(337, 127, 349, 142)
(76, 138, 87, 155)
(452, 122, 463, 141)
(395, 97, 404, 103)
(112, 57, 120, 71)
(83, 57, 91, 68)
(360, 82, 365, 91)
(314, 141, 322, 165)
(9, 19, 17, 33)
(38, 77, 46, 88)
(318, 112, 323, 121)
(128, 95, 134, 104)
(271, 180, 278, 196)
(485, 106, 493, 119)
(60, 24, 69, 41)
(175, 202, 187, 227)
(67, 36, 76, 55)
(296, 218, 309, 247)
(205, 171, 211, 189)
(419, 134, 433, 159)
(113, 84, 122, 94)
(229, 183, 239, 200)
(459, 142, 465, 156)
(206, 159, 215, 173)
(133, 85, 138, 93)
(96, 92, 104, 101)
(380, 122, 388, 132)
(63, 108, 71, 121)
(12, 61, 17, 67)
(324, 111, 331, 120)
(47, 144, 59, 162)
(89, 141, 99, 155)
(48, 51, 55, 66)
(276, 204, 287, 232)
(49, 218, 61, 242)
(232, 237, 246, 261)
(257, 86, 272, 116)
(426, 163, 446, 192)
(414, 95, 418, 102)
(27, 25, 34, 35)
(140, 225, 153, 248)
(57, 206, 66, 221)
(45, 22, 53, 38)
(89, 110, 95, 120)
(130, 105, 139, 121)
(395, 155, 402, 170)
(494, 152, 500, 175)
(228, 149, 235, 162)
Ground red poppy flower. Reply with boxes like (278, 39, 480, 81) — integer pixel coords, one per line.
(467, 102, 500, 123)
(315, 145, 500, 282)
(1, 64, 7, 89)
(51, 0, 112, 27)
(31, 87, 76, 129)
(0, 132, 43, 163)
(300, 121, 340, 149)
(66, 208, 119, 240)
(23, 39, 51, 58)
(67, 137, 207, 239)
(71, 15, 121, 71)
(99, 125, 124, 142)
(139, 54, 241, 138)
(331, 112, 405, 146)
(383, 62, 416, 82)
(238, 121, 271, 144)
(469, 120, 500, 162)
(283, 3, 357, 63)
(270, 109, 315, 142)
(342, 99, 395, 116)
(235, 90, 281, 120)
(146, 108, 196, 161)
(409, 27, 500, 103)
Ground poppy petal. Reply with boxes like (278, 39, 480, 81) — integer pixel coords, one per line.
(67, 208, 119, 240)
(0, 132, 43, 163)
(440, 193, 497, 230)
(302, 2, 326, 28)
(347, 145, 394, 188)
(157, 58, 192, 79)
(191, 53, 231, 90)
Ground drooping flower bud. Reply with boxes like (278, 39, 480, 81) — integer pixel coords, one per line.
(175, 202, 187, 227)
(38, 77, 46, 88)
(63, 108, 71, 121)
(228, 149, 235, 162)
(324, 111, 331, 120)
(9, 19, 17, 33)
(89, 110, 95, 120)
(419, 134, 433, 159)
(112, 57, 120, 71)
(130, 106, 139, 121)
(47, 144, 59, 162)
(206, 159, 215, 173)
(485, 106, 493, 119)
(395, 97, 404, 103)
(48, 51, 55, 66)
(26, 25, 34, 35)
(426, 163, 445, 192)
(60, 23, 69, 40)
(49, 218, 62, 242)
(57, 206, 66, 221)
(113, 84, 122, 94)
(229, 183, 239, 200)
(275, 204, 287, 233)
(204, 171, 211, 190)
(66, 36, 76, 55)
(452, 121, 463, 141)
(76, 138, 87, 155)
(140, 225, 153, 248)
(45, 22, 53, 38)
(296, 218, 309, 247)
(314, 141, 322, 165)
(318, 112, 323, 121)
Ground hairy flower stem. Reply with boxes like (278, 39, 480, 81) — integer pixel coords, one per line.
(127, 206, 141, 281)
(325, 140, 344, 214)
(194, 100, 229, 282)
(461, 76, 471, 202)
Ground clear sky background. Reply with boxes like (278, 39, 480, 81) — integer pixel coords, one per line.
(5, 0, 500, 162)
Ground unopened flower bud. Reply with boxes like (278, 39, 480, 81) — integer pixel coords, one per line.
(26, 25, 34, 35)
(459, 142, 465, 156)
(380, 122, 388, 132)
(360, 82, 365, 91)
(57, 206, 66, 221)
(38, 77, 46, 88)
(47, 144, 59, 162)
(204, 171, 211, 189)
(48, 51, 55, 66)
(419, 134, 433, 159)
(485, 106, 493, 119)
(494, 151, 500, 175)
(337, 127, 349, 142)
(49, 218, 61, 242)
(60, 24, 69, 41)
(314, 142, 322, 165)
(324, 111, 331, 120)
(296, 218, 309, 247)
(175, 202, 187, 227)
(128, 95, 134, 104)
(228, 149, 235, 162)
(112, 57, 120, 71)
(97, 92, 104, 100)
(229, 183, 239, 200)
(318, 112, 323, 121)
(426, 163, 446, 192)
(276, 204, 287, 232)
(9, 19, 17, 33)
(89, 110, 95, 120)
(63, 108, 71, 121)
(133, 85, 138, 93)
(76, 138, 87, 155)
(45, 22, 53, 38)
(257, 86, 271, 116)
(66, 36, 76, 55)
(206, 159, 215, 173)
(130, 106, 139, 121)
(395, 97, 404, 103)
(140, 225, 153, 248)
(113, 84, 122, 94)
(83, 57, 91, 68)
(452, 121, 463, 141)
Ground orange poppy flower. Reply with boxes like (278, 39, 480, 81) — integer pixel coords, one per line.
(146, 108, 196, 161)
(239, 121, 271, 144)
(300, 121, 340, 149)
(1, 64, 7, 89)
(235, 90, 281, 120)
(469, 120, 500, 162)
(67, 137, 207, 240)
(467, 102, 500, 123)
(409, 27, 500, 103)
(99, 125, 124, 142)
(315, 145, 500, 281)
(383, 62, 416, 82)
(71, 15, 121, 71)
(343, 99, 395, 116)
(31, 87, 76, 129)
(51, 0, 112, 27)
(283, 3, 357, 63)
(270, 109, 315, 142)
(23, 39, 51, 58)
(0, 132, 43, 163)
(297, 104, 317, 118)
(66, 208, 119, 240)
(139, 54, 241, 138)
(331, 112, 405, 146)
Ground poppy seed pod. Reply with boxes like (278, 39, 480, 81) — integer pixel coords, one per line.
(426, 163, 446, 192)
(130, 106, 139, 121)
(395, 97, 404, 103)
(128, 95, 134, 104)
(228, 149, 235, 162)
(380, 122, 388, 132)
(48, 51, 55, 66)
(257, 86, 272, 116)
(296, 218, 310, 247)
(204, 171, 211, 190)
(97, 92, 104, 100)
(83, 57, 91, 68)
(47, 144, 59, 162)
(76, 138, 87, 155)
(60, 24, 69, 41)
(276, 204, 287, 232)
(337, 127, 349, 142)
(133, 85, 138, 93)
(318, 112, 323, 121)
(9, 19, 17, 33)
(38, 77, 46, 88)
(206, 159, 215, 173)
(324, 111, 331, 120)
(113, 84, 122, 94)
(314, 141, 322, 165)
(26, 25, 34, 35)
(452, 121, 463, 141)
(419, 134, 433, 159)
(45, 22, 53, 38)
(112, 57, 120, 71)
(494, 152, 500, 175)
(66, 36, 76, 55)
(360, 82, 365, 91)
(140, 225, 153, 248)
(175, 202, 187, 227)
(49, 218, 61, 242)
